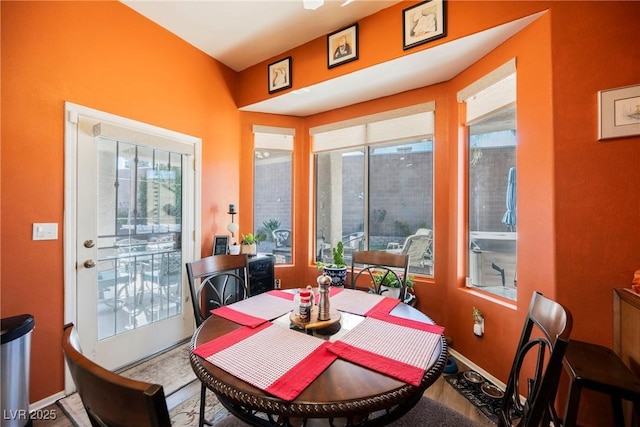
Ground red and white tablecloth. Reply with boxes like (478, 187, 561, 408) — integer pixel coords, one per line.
(327, 313, 444, 386)
(193, 322, 337, 401)
(211, 290, 294, 327)
(328, 288, 400, 316)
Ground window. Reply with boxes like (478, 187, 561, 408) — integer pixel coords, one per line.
(312, 105, 435, 276)
(253, 126, 294, 264)
(459, 60, 517, 301)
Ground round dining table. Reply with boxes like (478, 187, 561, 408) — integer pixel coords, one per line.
(189, 295, 447, 426)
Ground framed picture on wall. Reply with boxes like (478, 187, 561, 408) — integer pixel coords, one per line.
(327, 24, 358, 69)
(598, 84, 640, 140)
(268, 56, 292, 94)
(213, 235, 229, 255)
(403, 0, 447, 50)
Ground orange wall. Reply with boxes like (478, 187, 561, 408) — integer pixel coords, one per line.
(1, 1, 240, 402)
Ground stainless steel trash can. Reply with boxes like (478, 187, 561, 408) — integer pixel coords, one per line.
(1, 314, 35, 427)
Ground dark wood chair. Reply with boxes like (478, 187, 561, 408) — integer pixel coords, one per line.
(61, 323, 171, 427)
(562, 339, 640, 427)
(185, 254, 250, 326)
(498, 291, 573, 427)
(350, 250, 409, 302)
(185, 254, 250, 427)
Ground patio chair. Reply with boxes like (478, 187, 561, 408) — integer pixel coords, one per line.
(272, 228, 292, 262)
(388, 228, 433, 268)
(342, 232, 364, 251)
(141, 251, 182, 311)
(272, 228, 291, 248)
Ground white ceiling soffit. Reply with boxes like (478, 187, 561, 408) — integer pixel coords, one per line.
(121, 0, 401, 72)
(241, 12, 544, 117)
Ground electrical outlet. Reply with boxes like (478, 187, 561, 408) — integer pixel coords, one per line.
(275, 279, 281, 289)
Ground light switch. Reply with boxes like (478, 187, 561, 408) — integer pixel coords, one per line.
(33, 223, 58, 240)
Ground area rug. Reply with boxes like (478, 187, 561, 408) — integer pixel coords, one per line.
(57, 342, 232, 426)
(444, 370, 502, 424)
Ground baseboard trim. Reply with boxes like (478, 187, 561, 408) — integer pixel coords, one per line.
(29, 391, 66, 411)
(449, 348, 506, 390)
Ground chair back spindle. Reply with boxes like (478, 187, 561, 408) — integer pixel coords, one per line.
(185, 254, 250, 327)
(350, 250, 409, 302)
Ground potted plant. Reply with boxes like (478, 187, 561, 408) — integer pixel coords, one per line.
(372, 269, 414, 299)
(240, 232, 265, 256)
(316, 241, 347, 287)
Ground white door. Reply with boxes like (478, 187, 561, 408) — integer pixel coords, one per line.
(65, 103, 199, 370)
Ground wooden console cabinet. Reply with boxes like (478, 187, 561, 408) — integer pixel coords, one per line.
(614, 288, 640, 374)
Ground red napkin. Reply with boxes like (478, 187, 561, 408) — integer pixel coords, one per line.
(210, 306, 266, 328)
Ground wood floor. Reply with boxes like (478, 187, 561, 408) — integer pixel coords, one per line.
(32, 357, 494, 427)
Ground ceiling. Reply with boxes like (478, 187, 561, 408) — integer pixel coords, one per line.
(121, 0, 402, 72)
(121, 1, 543, 117)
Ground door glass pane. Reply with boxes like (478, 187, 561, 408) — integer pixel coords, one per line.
(315, 148, 365, 265)
(254, 150, 292, 264)
(468, 106, 517, 300)
(369, 139, 433, 275)
(96, 138, 183, 340)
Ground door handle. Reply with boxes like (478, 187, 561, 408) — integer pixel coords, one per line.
(84, 259, 96, 269)
(84, 239, 95, 248)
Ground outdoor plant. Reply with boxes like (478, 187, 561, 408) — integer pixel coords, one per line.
(260, 218, 281, 242)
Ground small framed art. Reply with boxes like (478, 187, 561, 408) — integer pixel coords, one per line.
(213, 235, 229, 255)
(598, 84, 640, 140)
(327, 24, 358, 69)
(268, 56, 292, 94)
(403, 0, 447, 51)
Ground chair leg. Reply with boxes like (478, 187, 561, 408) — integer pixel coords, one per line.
(612, 396, 625, 427)
(199, 383, 213, 427)
(563, 381, 582, 427)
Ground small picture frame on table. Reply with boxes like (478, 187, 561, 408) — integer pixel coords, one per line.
(327, 24, 358, 69)
(268, 56, 292, 94)
(213, 235, 229, 255)
(598, 84, 640, 140)
(402, 0, 447, 51)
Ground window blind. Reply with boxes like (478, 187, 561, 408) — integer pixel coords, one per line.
(253, 125, 294, 151)
(457, 58, 516, 125)
(92, 121, 195, 155)
(310, 102, 435, 152)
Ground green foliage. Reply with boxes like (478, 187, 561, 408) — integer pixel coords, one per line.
(316, 241, 346, 269)
(473, 307, 483, 323)
(394, 220, 411, 237)
(372, 269, 414, 288)
(332, 241, 345, 267)
(260, 219, 281, 242)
